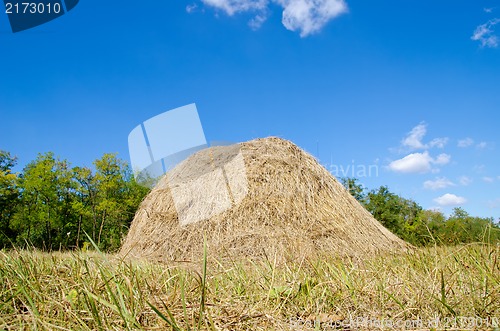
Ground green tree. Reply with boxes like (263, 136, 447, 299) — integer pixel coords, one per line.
(12, 153, 75, 250)
(365, 186, 403, 235)
(2, 149, 148, 251)
(340, 177, 366, 202)
(437, 208, 500, 244)
(71, 166, 97, 248)
(0, 151, 20, 248)
(364, 186, 423, 244)
(414, 209, 446, 245)
(336, 178, 500, 246)
(92, 154, 148, 250)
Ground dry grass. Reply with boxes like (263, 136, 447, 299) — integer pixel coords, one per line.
(1, 244, 499, 330)
(121, 137, 408, 263)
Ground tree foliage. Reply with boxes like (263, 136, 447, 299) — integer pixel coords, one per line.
(12, 152, 74, 249)
(0, 151, 149, 251)
(0, 151, 19, 247)
(340, 177, 500, 246)
(339, 177, 366, 203)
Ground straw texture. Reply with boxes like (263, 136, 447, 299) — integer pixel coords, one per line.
(120, 137, 409, 262)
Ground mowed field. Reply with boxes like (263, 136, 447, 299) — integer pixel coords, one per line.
(1, 244, 499, 330)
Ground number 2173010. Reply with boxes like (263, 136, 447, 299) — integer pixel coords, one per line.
(5, 2, 62, 14)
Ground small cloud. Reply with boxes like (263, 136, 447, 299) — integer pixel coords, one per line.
(434, 193, 467, 206)
(423, 177, 455, 190)
(483, 176, 495, 183)
(389, 151, 451, 174)
(402, 123, 427, 150)
(459, 176, 473, 186)
(476, 141, 488, 149)
(458, 138, 474, 148)
(472, 18, 500, 48)
(389, 152, 433, 173)
(248, 13, 268, 30)
(484, 8, 493, 13)
(398, 123, 447, 151)
(186, 3, 199, 13)
(434, 153, 451, 165)
(474, 164, 486, 174)
(429, 137, 449, 149)
(201, 0, 268, 16)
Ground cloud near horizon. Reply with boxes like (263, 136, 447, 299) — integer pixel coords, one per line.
(388, 151, 451, 174)
(434, 193, 467, 207)
(423, 177, 455, 190)
(196, 0, 348, 36)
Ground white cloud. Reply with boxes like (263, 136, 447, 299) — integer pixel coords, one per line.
(429, 137, 449, 149)
(186, 3, 199, 13)
(199, 0, 348, 36)
(423, 177, 455, 190)
(472, 18, 500, 48)
(399, 123, 447, 151)
(389, 151, 451, 174)
(434, 193, 467, 206)
(484, 8, 493, 13)
(389, 152, 433, 173)
(476, 141, 488, 149)
(458, 138, 474, 148)
(402, 123, 427, 150)
(201, 0, 268, 15)
(483, 176, 495, 183)
(434, 153, 451, 165)
(459, 176, 473, 186)
(277, 0, 348, 37)
(248, 13, 268, 29)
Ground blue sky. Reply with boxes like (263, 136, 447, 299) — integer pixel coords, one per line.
(0, 0, 499, 219)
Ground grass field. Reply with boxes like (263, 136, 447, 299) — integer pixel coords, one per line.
(1, 244, 499, 330)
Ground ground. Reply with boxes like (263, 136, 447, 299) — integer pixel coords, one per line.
(0, 244, 499, 330)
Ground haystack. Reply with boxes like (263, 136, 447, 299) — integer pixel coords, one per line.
(121, 137, 408, 262)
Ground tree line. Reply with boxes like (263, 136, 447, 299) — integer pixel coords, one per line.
(340, 177, 500, 246)
(1, 149, 499, 252)
(0, 150, 149, 251)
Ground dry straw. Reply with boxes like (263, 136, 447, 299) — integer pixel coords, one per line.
(120, 137, 409, 263)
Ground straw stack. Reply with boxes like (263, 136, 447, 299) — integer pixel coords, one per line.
(121, 137, 409, 262)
